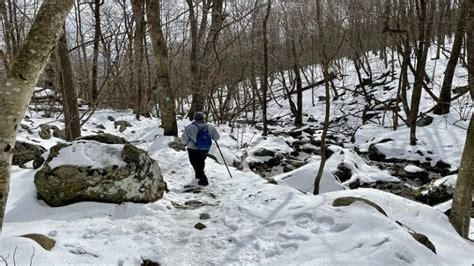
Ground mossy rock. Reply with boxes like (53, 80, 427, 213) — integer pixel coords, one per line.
(20, 234, 55, 251)
(332, 196, 387, 216)
(39, 124, 51, 139)
(79, 133, 128, 144)
(12, 141, 46, 166)
(34, 141, 166, 207)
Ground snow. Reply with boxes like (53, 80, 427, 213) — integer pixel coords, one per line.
(2, 40, 473, 264)
(325, 145, 399, 185)
(404, 164, 425, 173)
(48, 141, 126, 170)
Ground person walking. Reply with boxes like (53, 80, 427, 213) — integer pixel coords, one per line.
(181, 111, 220, 186)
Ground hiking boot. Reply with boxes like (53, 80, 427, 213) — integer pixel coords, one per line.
(198, 179, 209, 186)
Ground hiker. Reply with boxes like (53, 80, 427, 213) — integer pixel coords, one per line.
(181, 111, 220, 186)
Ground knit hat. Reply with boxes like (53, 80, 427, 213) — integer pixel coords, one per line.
(193, 111, 205, 121)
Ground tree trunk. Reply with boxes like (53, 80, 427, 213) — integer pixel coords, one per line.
(449, 0, 474, 238)
(434, 1, 467, 115)
(409, 0, 435, 145)
(0, 0, 14, 64)
(292, 41, 303, 126)
(314, 0, 331, 195)
(261, 0, 271, 136)
(146, 0, 178, 136)
(57, 25, 81, 141)
(186, 0, 206, 120)
(91, 0, 102, 105)
(0, 0, 74, 232)
(131, 0, 146, 119)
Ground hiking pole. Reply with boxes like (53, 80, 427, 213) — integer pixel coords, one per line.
(214, 140, 233, 178)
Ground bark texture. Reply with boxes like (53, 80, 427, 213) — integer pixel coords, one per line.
(146, 0, 178, 136)
(0, 0, 74, 232)
(449, 0, 474, 238)
(57, 25, 81, 141)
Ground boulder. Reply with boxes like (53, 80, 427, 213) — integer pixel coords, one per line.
(12, 141, 46, 166)
(34, 141, 167, 207)
(79, 133, 128, 144)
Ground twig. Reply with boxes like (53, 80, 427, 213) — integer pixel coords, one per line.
(29, 247, 35, 266)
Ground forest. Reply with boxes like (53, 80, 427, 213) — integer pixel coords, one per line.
(0, 0, 473, 264)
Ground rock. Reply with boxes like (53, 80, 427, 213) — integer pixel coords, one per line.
(51, 125, 66, 140)
(79, 133, 128, 144)
(415, 178, 455, 206)
(409, 231, 436, 254)
(435, 160, 451, 170)
(168, 137, 186, 151)
(416, 115, 433, 127)
(20, 233, 55, 251)
(12, 141, 46, 166)
(397, 164, 429, 183)
(141, 259, 160, 266)
(334, 163, 352, 182)
(33, 156, 46, 169)
(332, 196, 387, 216)
(20, 124, 33, 134)
(96, 124, 106, 130)
(107, 116, 116, 122)
(253, 148, 275, 157)
(114, 120, 132, 133)
(41, 113, 52, 118)
(368, 144, 386, 161)
(39, 124, 51, 139)
(34, 141, 167, 207)
(199, 213, 210, 220)
(194, 222, 207, 230)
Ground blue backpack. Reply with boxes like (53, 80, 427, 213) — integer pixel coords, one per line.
(195, 123, 212, 150)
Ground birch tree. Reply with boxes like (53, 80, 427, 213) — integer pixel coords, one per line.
(0, 0, 74, 232)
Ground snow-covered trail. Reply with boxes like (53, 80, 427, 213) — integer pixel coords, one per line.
(6, 137, 473, 265)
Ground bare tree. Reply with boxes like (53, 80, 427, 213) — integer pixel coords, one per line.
(56, 24, 81, 141)
(434, 0, 468, 115)
(449, 0, 474, 239)
(146, 0, 178, 136)
(409, 0, 435, 145)
(261, 0, 271, 136)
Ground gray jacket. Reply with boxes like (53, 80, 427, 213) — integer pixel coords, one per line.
(181, 121, 220, 150)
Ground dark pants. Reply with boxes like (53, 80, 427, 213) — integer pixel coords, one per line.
(188, 149, 209, 181)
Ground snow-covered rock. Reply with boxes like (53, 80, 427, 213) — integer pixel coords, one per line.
(34, 139, 167, 207)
